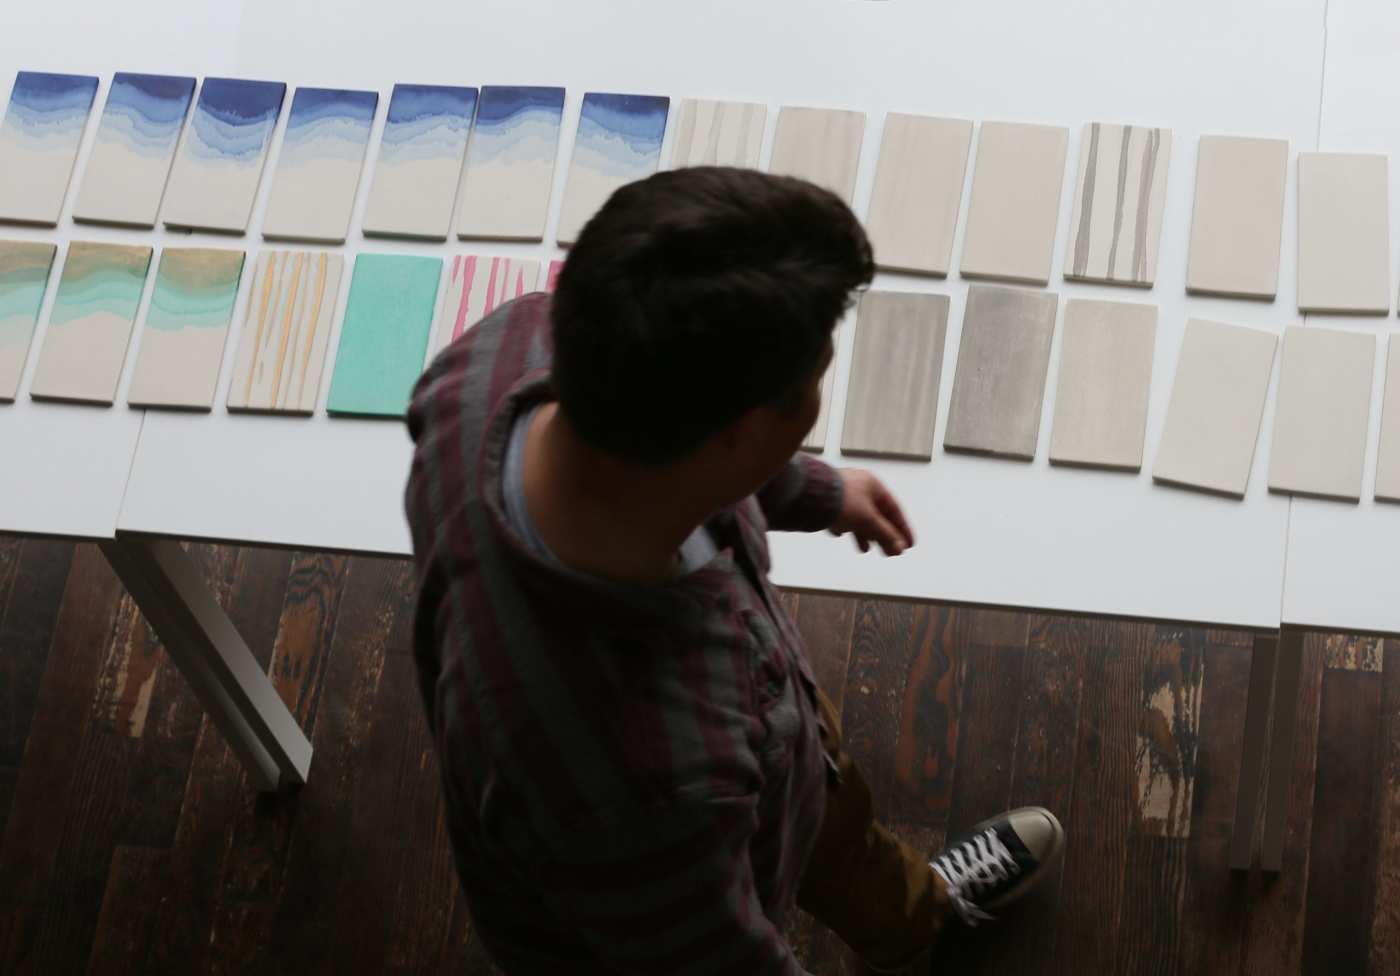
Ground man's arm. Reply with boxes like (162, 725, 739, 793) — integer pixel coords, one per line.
(535, 795, 810, 975)
(757, 457, 914, 556)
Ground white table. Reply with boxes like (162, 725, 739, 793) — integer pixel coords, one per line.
(2, 0, 1379, 872)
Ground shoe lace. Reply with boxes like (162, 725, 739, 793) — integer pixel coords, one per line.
(930, 828, 1020, 927)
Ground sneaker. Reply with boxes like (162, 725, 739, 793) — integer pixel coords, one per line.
(930, 806, 1065, 927)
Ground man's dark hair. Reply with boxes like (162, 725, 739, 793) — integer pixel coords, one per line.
(551, 166, 875, 465)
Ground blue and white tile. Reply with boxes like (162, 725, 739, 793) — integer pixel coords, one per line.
(457, 85, 564, 242)
(0, 71, 99, 226)
(556, 92, 669, 245)
(362, 84, 477, 241)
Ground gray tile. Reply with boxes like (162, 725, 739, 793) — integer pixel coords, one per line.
(959, 121, 1069, 285)
(1267, 325, 1375, 502)
(1185, 135, 1289, 299)
(768, 106, 865, 204)
(840, 291, 949, 461)
(1376, 337, 1400, 503)
(1152, 319, 1278, 498)
(1049, 298, 1157, 471)
(865, 114, 972, 276)
(1063, 123, 1172, 287)
(1296, 152, 1390, 314)
(800, 363, 834, 453)
(944, 284, 1058, 460)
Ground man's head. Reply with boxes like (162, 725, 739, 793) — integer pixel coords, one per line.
(550, 167, 874, 497)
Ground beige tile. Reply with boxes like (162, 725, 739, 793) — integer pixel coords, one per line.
(1063, 123, 1172, 287)
(1152, 319, 1278, 498)
(1296, 152, 1390, 314)
(767, 106, 865, 204)
(1267, 325, 1375, 502)
(944, 284, 1058, 460)
(1376, 337, 1400, 503)
(669, 99, 766, 169)
(839, 291, 949, 461)
(1049, 298, 1157, 471)
(865, 114, 972, 276)
(1185, 135, 1289, 299)
(801, 364, 835, 453)
(958, 121, 1069, 285)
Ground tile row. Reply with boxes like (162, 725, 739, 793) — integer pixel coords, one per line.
(804, 285, 1400, 506)
(0, 239, 563, 416)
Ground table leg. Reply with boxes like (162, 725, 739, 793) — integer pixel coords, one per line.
(1230, 632, 1277, 870)
(1260, 626, 1305, 873)
(98, 536, 312, 792)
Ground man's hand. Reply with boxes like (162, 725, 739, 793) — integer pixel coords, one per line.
(829, 469, 914, 556)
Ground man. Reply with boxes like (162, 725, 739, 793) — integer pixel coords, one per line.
(406, 167, 1064, 974)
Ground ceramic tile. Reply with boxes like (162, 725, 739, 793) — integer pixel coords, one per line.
(1296, 152, 1390, 314)
(543, 259, 564, 293)
(1048, 298, 1157, 471)
(1152, 318, 1278, 498)
(0, 72, 99, 226)
(127, 248, 245, 410)
(162, 78, 286, 233)
(29, 242, 152, 404)
(362, 84, 478, 241)
(327, 254, 442, 418)
(261, 88, 379, 244)
(456, 86, 565, 242)
(226, 250, 343, 415)
(958, 121, 1069, 285)
(1185, 135, 1289, 299)
(1064, 123, 1172, 287)
(865, 114, 972, 276)
(1267, 325, 1375, 502)
(0, 241, 57, 402)
(669, 98, 766, 168)
(556, 92, 669, 245)
(428, 254, 540, 361)
(943, 284, 1058, 460)
(766, 106, 865, 204)
(800, 364, 835, 453)
(839, 290, 949, 461)
(73, 73, 195, 228)
(1376, 337, 1400, 503)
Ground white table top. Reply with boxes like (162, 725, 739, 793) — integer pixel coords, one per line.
(2, 0, 1364, 633)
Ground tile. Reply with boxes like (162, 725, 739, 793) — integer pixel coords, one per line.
(1048, 298, 1157, 471)
(766, 106, 865, 204)
(428, 255, 540, 361)
(226, 250, 343, 415)
(0, 241, 57, 402)
(1297, 152, 1390, 314)
(261, 88, 379, 244)
(943, 284, 1058, 460)
(0, 72, 99, 226)
(801, 364, 835, 453)
(361, 84, 478, 241)
(959, 121, 1069, 285)
(1376, 338, 1400, 503)
(73, 73, 196, 228)
(1185, 135, 1289, 299)
(162, 78, 286, 233)
(127, 248, 245, 410)
(327, 254, 442, 418)
(1152, 318, 1278, 498)
(1064, 122, 1172, 287)
(456, 86, 565, 242)
(839, 290, 949, 461)
(29, 242, 152, 405)
(543, 259, 564, 293)
(865, 114, 972, 276)
(1267, 325, 1375, 502)
(556, 92, 670, 245)
(669, 98, 766, 168)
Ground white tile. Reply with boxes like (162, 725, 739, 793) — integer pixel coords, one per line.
(1185, 135, 1288, 299)
(1296, 152, 1390, 314)
(669, 98, 765, 168)
(865, 114, 972, 276)
(767, 106, 865, 204)
(1376, 337, 1400, 503)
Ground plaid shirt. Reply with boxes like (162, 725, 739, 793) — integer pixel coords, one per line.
(405, 293, 845, 974)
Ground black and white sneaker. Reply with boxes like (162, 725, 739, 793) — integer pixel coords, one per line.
(930, 806, 1065, 927)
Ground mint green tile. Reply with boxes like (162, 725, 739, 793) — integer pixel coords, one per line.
(327, 253, 441, 418)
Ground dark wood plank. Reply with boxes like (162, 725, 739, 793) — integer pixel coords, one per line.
(84, 845, 169, 975)
(1302, 667, 1382, 975)
(1239, 633, 1325, 974)
(843, 599, 923, 815)
(1371, 639, 1400, 975)
(790, 592, 857, 712)
(0, 540, 74, 766)
(0, 538, 22, 628)
(1134, 626, 1205, 841)
(944, 642, 1025, 834)
(268, 552, 351, 727)
(966, 607, 1030, 648)
(888, 605, 963, 826)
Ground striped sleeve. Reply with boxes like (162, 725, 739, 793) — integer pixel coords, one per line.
(533, 796, 810, 975)
(755, 454, 845, 533)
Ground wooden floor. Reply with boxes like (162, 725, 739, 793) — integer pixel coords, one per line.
(0, 540, 1397, 974)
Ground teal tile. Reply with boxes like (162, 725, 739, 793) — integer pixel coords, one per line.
(327, 253, 441, 418)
